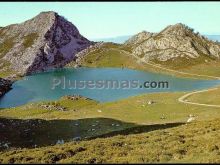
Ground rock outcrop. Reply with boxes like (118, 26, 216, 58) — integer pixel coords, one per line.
(0, 11, 93, 75)
(125, 23, 220, 62)
(0, 78, 12, 97)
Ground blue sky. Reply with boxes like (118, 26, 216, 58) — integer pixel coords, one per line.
(0, 2, 220, 39)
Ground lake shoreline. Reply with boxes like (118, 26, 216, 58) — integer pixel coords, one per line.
(0, 78, 13, 98)
(1, 66, 220, 108)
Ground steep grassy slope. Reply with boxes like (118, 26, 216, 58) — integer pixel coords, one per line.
(66, 43, 140, 69)
(1, 118, 220, 163)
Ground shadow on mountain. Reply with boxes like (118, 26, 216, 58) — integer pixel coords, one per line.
(0, 117, 184, 150)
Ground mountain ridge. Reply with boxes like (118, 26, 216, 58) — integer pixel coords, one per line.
(125, 23, 220, 63)
(1, 12, 220, 76)
(90, 34, 220, 44)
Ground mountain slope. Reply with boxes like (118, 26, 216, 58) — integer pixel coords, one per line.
(0, 11, 93, 75)
(125, 23, 220, 67)
(1, 118, 220, 163)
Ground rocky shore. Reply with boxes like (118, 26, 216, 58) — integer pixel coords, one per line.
(0, 78, 12, 97)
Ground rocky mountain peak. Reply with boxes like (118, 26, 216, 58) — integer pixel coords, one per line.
(38, 11, 57, 16)
(27, 11, 57, 28)
(161, 23, 194, 36)
(124, 30, 154, 45)
(32, 11, 57, 21)
(168, 23, 187, 29)
(127, 23, 220, 62)
(0, 11, 93, 75)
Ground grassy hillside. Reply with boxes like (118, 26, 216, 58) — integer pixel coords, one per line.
(66, 43, 220, 80)
(2, 91, 220, 125)
(187, 87, 220, 105)
(1, 89, 220, 152)
(151, 54, 217, 70)
(1, 118, 220, 163)
(180, 60, 220, 78)
(66, 43, 140, 69)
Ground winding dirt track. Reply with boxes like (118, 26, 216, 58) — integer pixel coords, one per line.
(138, 58, 220, 108)
(118, 49, 220, 108)
(139, 58, 220, 80)
(119, 49, 220, 80)
(178, 88, 220, 108)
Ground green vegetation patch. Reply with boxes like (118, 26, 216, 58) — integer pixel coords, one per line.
(23, 33, 38, 48)
(0, 37, 15, 59)
(0, 28, 5, 37)
(0, 59, 15, 78)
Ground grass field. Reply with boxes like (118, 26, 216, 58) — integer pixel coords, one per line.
(180, 61, 220, 78)
(1, 90, 220, 152)
(187, 87, 220, 105)
(2, 91, 220, 125)
(1, 118, 220, 163)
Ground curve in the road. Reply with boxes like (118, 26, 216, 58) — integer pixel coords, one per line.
(119, 49, 220, 108)
(178, 88, 220, 108)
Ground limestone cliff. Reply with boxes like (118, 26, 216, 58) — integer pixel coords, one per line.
(0, 11, 93, 75)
